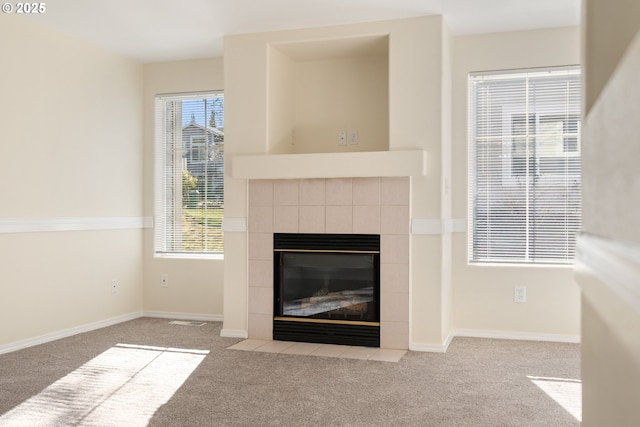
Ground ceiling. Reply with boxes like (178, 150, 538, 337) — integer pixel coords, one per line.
(26, 0, 581, 63)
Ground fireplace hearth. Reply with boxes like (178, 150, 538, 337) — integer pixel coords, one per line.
(273, 233, 380, 347)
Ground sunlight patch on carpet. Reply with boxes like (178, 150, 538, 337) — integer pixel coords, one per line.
(169, 320, 206, 326)
(528, 375, 582, 422)
(0, 343, 209, 427)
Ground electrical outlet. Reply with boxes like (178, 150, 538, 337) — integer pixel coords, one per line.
(514, 285, 526, 303)
(338, 130, 347, 146)
(161, 273, 168, 288)
(349, 130, 358, 145)
(111, 279, 117, 294)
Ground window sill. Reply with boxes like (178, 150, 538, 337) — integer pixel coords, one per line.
(468, 261, 574, 269)
(154, 253, 224, 261)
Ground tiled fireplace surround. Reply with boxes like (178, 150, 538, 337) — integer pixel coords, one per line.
(247, 176, 410, 350)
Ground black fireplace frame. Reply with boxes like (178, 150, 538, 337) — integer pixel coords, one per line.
(273, 233, 380, 347)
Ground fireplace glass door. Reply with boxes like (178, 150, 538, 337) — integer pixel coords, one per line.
(273, 233, 380, 347)
(277, 252, 378, 322)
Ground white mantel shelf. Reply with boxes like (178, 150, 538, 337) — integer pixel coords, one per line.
(231, 150, 427, 180)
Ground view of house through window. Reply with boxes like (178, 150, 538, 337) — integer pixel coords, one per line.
(468, 67, 581, 264)
(155, 92, 224, 255)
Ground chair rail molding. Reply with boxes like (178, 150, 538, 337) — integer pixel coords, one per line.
(0, 217, 153, 234)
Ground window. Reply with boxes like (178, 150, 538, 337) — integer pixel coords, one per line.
(155, 92, 224, 256)
(468, 67, 581, 264)
(189, 136, 207, 162)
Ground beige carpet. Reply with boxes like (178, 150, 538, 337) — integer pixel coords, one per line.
(0, 318, 581, 426)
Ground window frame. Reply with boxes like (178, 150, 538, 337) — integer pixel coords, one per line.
(154, 91, 224, 259)
(467, 66, 582, 266)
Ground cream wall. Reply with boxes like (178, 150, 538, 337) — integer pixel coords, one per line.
(583, 0, 640, 111)
(579, 0, 640, 422)
(292, 55, 389, 153)
(142, 58, 225, 319)
(267, 46, 296, 154)
(440, 22, 454, 342)
(409, 18, 451, 348)
(0, 15, 144, 350)
(450, 27, 582, 339)
(267, 37, 389, 155)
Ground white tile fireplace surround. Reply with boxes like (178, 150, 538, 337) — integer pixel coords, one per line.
(247, 177, 410, 350)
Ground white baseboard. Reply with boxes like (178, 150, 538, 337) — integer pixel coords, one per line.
(143, 311, 223, 323)
(409, 329, 578, 353)
(1, 312, 579, 356)
(0, 312, 143, 355)
(0, 311, 227, 355)
(220, 329, 249, 339)
(452, 329, 580, 344)
(410, 332, 454, 353)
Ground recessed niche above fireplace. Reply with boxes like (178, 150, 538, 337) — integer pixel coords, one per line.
(273, 233, 380, 347)
(267, 34, 389, 155)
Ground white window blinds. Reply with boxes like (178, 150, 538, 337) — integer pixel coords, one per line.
(154, 92, 224, 255)
(468, 67, 581, 264)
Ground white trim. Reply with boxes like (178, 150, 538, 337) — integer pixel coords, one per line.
(220, 329, 249, 339)
(411, 219, 442, 235)
(0, 217, 152, 234)
(409, 330, 578, 353)
(143, 311, 223, 322)
(409, 343, 448, 352)
(0, 312, 227, 355)
(575, 233, 640, 315)
(0, 312, 143, 355)
(232, 150, 427, 180)
(154, 253, 224, 260)
(0, 310, 579, 356)
(410, 332, 454, 353)
(411, 218, 467, 235)
(221, 218, 247, 232)
(450, 218, 467, 233)
(452, 329, 580, 344)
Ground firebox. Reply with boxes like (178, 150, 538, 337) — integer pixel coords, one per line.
(273, 233, 380, 347)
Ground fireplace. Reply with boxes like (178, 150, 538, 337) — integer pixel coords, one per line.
(273, 233, 380, 347)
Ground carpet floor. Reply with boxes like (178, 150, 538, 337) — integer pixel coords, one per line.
(0, 318, 581, 426)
